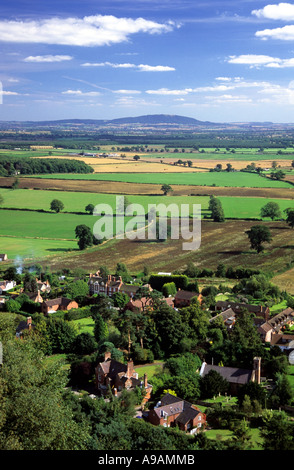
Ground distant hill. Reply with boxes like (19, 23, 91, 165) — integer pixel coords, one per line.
(108, 114, 214, 126)
(0, 114, 225, 129)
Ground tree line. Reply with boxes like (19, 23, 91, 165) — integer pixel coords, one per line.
(0, 156, 94, 177)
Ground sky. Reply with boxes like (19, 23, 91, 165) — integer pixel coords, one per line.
(2, 0, 294, 122)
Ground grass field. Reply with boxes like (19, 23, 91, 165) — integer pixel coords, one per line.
(24, 171, 294, 188)
(0, 235, 78, 259)
(0, 188, 293, 219)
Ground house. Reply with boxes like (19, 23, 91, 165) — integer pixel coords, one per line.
(95, 352, 152, 401)
(17, 290, 44, 303)
(88, 272, 123, 296)
(270, 334, 294, 352)
(0, 280, 16, 293)
(124, 296, 154, 313)
(0, 254, 8, 262)
(148, 393, 206, 434)
(258, 308, 294, 342)
(209, 308, 236, 329)
(199, 357, 262, 395)
(41, 297, 78, 315)
(36, 279, 51, 294)
(215, 300, 270, 321)
(16, 316, 35, 338)
(89, 270, 152, 299)
(174, 290, 202, 308)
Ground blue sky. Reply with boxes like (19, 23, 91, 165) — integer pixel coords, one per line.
(1, 0, 294, 122)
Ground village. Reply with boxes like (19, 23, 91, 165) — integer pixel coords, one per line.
(1, 255, 294, 450)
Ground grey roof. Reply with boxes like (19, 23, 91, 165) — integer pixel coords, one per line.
(153, 393, 200, 421)
(200, 363, 253, 385)
(175, 290, 198, 300)
(215, 300, 269, 315)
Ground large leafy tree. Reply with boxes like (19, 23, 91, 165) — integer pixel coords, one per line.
(0, 339, 90, 450)
(50, 199, 64, 213)
(260, 201, 281, 221)
(75, 224, 94, 250)
(284, 208, 294, 229)
(208, 195, 225, 222)
(246, 224, 272, 253)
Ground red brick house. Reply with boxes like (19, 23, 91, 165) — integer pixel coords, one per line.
(174, 290, 202, 308)
(95, 352, 152, 402)
(88, 272, 123, 296)
(41, 297, 78, 315)
(124, 297, 154, 313)
(148, 393, 206, 434)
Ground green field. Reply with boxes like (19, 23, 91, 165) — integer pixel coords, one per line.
(25, 172, 294, 188)
(0, 188, 293, 219)
(0, 235, 78, 259)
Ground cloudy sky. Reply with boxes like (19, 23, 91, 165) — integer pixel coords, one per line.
(2, 0, 294, 122)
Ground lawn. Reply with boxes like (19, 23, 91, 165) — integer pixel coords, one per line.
(73, 317, 95, 335)
(23, 171, 294, 188)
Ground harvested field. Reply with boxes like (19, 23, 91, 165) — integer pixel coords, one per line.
(272, 268, 294, 294)
(2, 177, 293, 199)
(160, 159, 293, 170)
(29, 220, 294, 280)
(32, 155, 206, 173)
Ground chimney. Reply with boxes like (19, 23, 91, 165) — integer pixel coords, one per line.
(27, 317, 32, 330)
(104, 351, 111, 361)
(126, 359, 134, 378)
(253, 357, 261, 384)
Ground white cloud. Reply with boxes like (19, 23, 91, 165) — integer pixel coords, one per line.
(62, 89, 101, 96)
(252, 3, 294, 21)
(0, 90, 19, 95)
(146, 87, 191, 95)
(228, 54, 281, 65)
(82, 61, 136, 68)
(228, 53, 294, 67)
(255, 24, 294, 40)
(0, 15, 176, 47)
(24, 55, 73, 63)
(82, 62, 175, 71)
(137, 64, 175, 72)
(113, 89, 141, 94)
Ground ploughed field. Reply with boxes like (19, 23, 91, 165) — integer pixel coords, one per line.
(31, 219, 294, 294)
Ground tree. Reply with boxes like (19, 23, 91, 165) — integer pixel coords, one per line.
(246, 225, 272, 253)
(65, 280, 89, 303)
(200, 370, 229, 398)
(209, 196, 225, 222)
(50, 199, 64, 213)
(161, 184, 173, 196)
(284, 208, 294, 229)
(93, 313, 108, 344)
(85, 203, 95, 214)
(260, 201, 281, 221)
(270, 170, 285, 180)
(0, 339, 89, 450)
(260, 410, 294, 450)
(75, 224, 93, 250)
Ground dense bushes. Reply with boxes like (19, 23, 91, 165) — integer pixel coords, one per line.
(149, 274, 188, 291)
